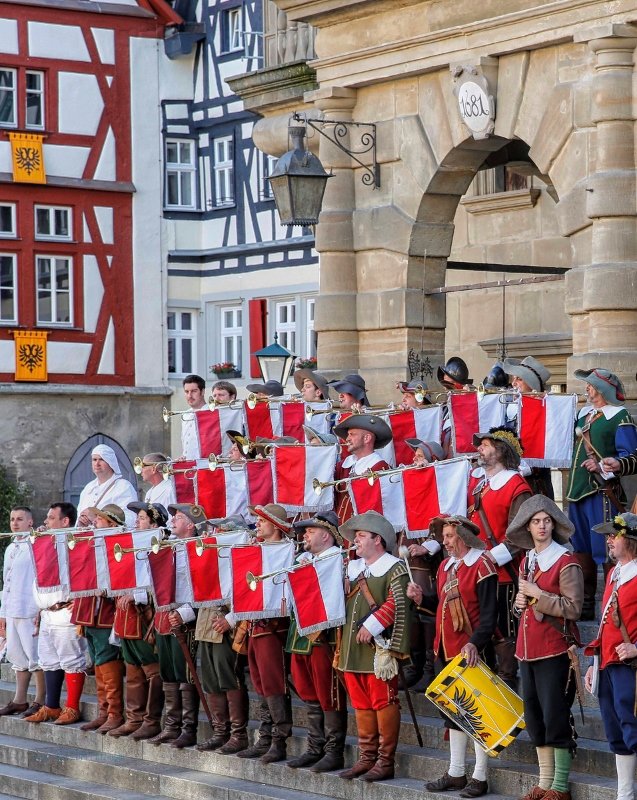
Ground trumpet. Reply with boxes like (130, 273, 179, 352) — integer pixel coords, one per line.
(395, 383, 429, 404)
(67, 526, 126, 550)
(207, 397, 244, 412)
(162, 406, 210, 423)
(207, 454, 246, 472)
(161, 453, 217, 480)
(194, 537, 239, 557)
(133, 456, 172, 475)
(233, 438, 274, 457)
(245, 393, 290, 410)
(113, 537, 163, 562)
(245, 546, 354, 591)
(304, 402, 334, 420)
(312, 475, 358, 494)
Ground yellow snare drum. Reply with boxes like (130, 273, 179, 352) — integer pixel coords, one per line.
(425, 655, 525, 757)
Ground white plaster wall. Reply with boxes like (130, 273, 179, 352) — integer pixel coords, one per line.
(83, 255, 104, 333)
(90, 27, 115, 64)
(0, 19, 18, 54)
(58, 73, 104, 136)
(44, 145, 90, 179)
(48, 342, 91, 373)
(29, 22, 90, 61)
(97, 318, 115, 374)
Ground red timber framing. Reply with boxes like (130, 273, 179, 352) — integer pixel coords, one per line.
(0, 0, 179, 385)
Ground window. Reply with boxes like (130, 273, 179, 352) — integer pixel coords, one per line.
(0, 69, 16, 127)
(306, 298, 316, 358)
(261, 154, 277, 200)
(221, 306, 242, 370)
(165, 139, 197, 209)
(0, 254, 16, 323)
(34, 205, 72, 240)
(275, 300, 296, 354)
(36, 255, 72, 325)
(213, 136, 234, 206)
(168, 310, 195, 375)
(25, 71, 44, 129)
(0, 204, 16, 238)
(473, 165, 530, 195)
(222, 6, 243, 53)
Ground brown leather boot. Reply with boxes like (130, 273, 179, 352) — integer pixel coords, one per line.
(80, 664, 108, 731)
(195, 692, 229, 751)
(130, 663, 164, 741)
(361, 704, 400, 782)
(108, 663, 147, 737)
(338, 709, 379, 779)
(170, 683, 199, 748)
(96, 660, 125, 734)
(217, 687, 250, 755)
(148, 682, 182, 744)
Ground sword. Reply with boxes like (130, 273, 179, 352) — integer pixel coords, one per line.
(397, 661, 423, 748)
(567, 643, 586, 725)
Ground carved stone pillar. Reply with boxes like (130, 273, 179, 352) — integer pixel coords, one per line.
(567, 24, 637, 399)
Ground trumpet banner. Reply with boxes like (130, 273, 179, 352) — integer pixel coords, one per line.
(30, 534, 65, 593)
(243, 401, 282, 441)
(403, 458, 471, 538)
(104, 531, 153, 596)
(245, 459, 274, 510)
(348, 472, 407, 532)
(303, 403, 333, 438)
(174, 460, 246, 520)
(195, 406, 244, 456)
(517, 393, 576, 468)
(66, 531, 111, 599)
(288, 555, 346, 636)
(230, 541, 295, 620)
(182, 531, 249, 607)
(281, 402, 306, 441)
(378, 406, 443, 467)
(273, 444, 338, 513)
(148, 546, 177, 611)
(448, 393, 507, 455)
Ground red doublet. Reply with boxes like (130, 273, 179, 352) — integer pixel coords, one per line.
(434, 553, 497, 660)
(586, 569, 637, 668)
(515, 554, 581, 661)
(71, 596, 116, 628)
(334, 458, 389, 525)
(468, 472, 531, 583)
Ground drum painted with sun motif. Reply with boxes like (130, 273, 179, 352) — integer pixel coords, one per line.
(425, 654, 525, 757)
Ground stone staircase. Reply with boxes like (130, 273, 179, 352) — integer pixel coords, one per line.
(0, 617, 623, 800)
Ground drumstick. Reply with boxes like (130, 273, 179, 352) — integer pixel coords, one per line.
(398, 545, 415, 583)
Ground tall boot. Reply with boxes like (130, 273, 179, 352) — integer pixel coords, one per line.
(361, 703, 401, 782)
(338, 709, 379, 779)
(195, 692, 229, 751)
(148, 682, 182, 744)
(494, 638, 518, 693)
(288, 701, 325, 768)
(260, 694, 292, 763)
(217, 687, 250, 754)
(81, 664, 108, 731)
(97, 660, 125, 734)
(576, 553, 597, 621)
(170, 683, 199, 748)
(130, 663, 164, 740)
(311, 707, 348, 772)
(237, 698, 272, 758)
(109, 663, 147, 737)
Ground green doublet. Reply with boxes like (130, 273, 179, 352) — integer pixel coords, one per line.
(566, 409, 633, 502)
(285, 612, 338, 655)
(338, 561, 411, 674)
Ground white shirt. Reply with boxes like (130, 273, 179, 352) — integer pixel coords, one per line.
(341, 451, 385, 475)
(78, 473, 138, 527)
(145, 479, 177, 510)
(0, 537, 39, 617)
(181, 410, 203, 459)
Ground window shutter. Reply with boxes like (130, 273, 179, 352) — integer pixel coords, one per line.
(248, 298, 267, 378)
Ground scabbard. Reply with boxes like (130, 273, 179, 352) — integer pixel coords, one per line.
(567, 643, 586, 725)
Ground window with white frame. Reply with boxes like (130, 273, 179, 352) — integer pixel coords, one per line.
(0, 253, 17, 323)
(220, 306, 242, 370)
(167, 310, 195, 375)
(222, 6, 243, 53)
(213, 136, 234, 206)
(165, 139, 197, 209)
(275, 300, 296, 354)
(34, 205, 72, 240)
(25, 71, 44, 129)
(0, 204, 16, 238)
(306, 298, 316, 358)
(36, 255, 72, 325)
(0, 69, 16, 127)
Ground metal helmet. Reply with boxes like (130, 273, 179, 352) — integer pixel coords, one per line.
(437, 356, 472, 387)
(483, 364, 508, 389)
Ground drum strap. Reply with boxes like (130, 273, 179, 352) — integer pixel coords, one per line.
(443, 564, 472, 636)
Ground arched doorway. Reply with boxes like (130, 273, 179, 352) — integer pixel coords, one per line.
(63, 433, 138, 509)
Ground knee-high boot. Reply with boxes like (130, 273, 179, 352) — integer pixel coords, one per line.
(338, 709, 379, 779)
(130, 663, 164, 740)
(96, 660, 125, 734)
(108, 663, 147, 737)
(148, 681, 182, 744)
(310, 707, 348, 773)
(260, 694, 292, 763)
(360, 704, 400, 782)
(217, 687, 250, 754)
(170, 683, 199, 748)
(288, 701, 325, 768)
(80, 664, 108, 731)
(195, 692, 229, 751)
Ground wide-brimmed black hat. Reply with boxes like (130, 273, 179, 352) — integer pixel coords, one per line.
(333, 414, 393, 449)
(168, 503, 207, 525)
(226, 430, 257, 459)
(505, 495, 574, 549)
(429, 514, 484, 550)
(127, 501, 169, 527)
(245, 380, 285, 396)
(593, 513, 637, 540)
(327, 374, 369, 405)
(438, 357, 472, 387)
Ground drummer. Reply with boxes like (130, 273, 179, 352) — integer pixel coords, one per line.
(409, 514, 497, 798)
(508, 496, 583, 800)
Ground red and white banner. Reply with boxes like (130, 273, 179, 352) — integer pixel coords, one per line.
(448, 392, 506, 455)
(182, 530, 249, 607)
(378, 406, 443, 466)
(30, 534, 66, 594)
(402, 458, 471, 538)
(517, 393, 576, 468)
(245, 459, 275, 511)
(348, 471, 406, 532)
(66, 529, 115, 599)
(174, 461, 245, 521)
(280, 401, 306, 441)
(303, 402, 333, 438)
(195, 406, 244, 456)
(103, 531, 153, 596)
(243, 402, 282, 441)
(288, 551, 346, 636)
(273, 444, 338, 513)
(148, 546, 176, 611)
(230, 541, 295, 620)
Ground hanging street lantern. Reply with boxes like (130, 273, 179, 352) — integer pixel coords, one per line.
(254, 334, 296, 387)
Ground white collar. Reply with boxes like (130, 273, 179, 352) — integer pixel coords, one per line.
(471, 467, 519, 490)
(529, 540, 567, 572)
(342, 451, 383, 474)
(443, 547, 483, 571)
(347, 551, 399, 580)
(296, 544, 341, 565)
(578, 403, 625, 421)
(612, 559, 637, 587)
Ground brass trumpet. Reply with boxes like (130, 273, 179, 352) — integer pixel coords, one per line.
(312, 476, 357, 495)
(207, 397, 244, 412)
(246, 393, 289, 410)
(245, 546, 353, 591)
(162, 453, 218, 481)
(305, 402, 334, 420)
(113, 537, 162, 562)
(162, 406, 210, 423)
(67, 526, 126, 550)
(134, 456, 172, 475)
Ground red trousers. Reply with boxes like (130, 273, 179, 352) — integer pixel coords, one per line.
(291, 645, 345, 711)
(248, 632, 287, 697)
(343, 671, 399, 711)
